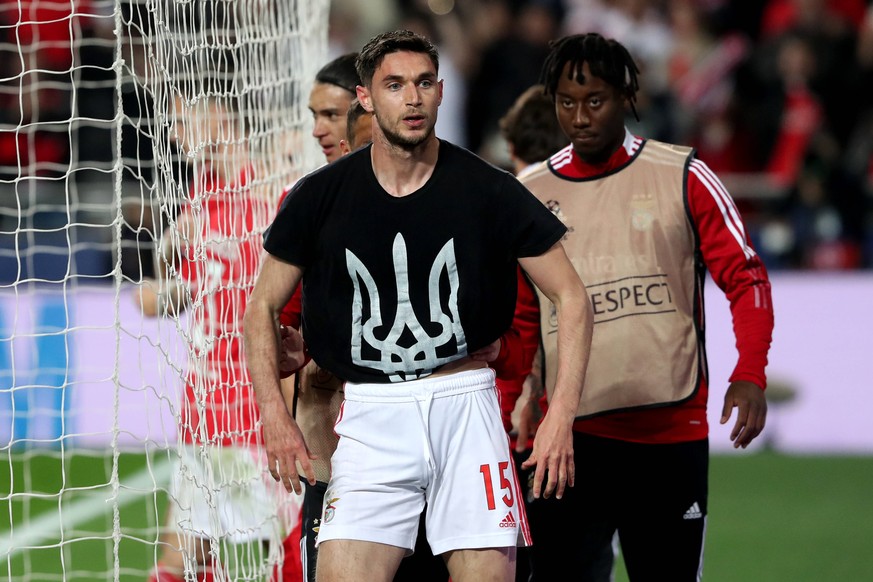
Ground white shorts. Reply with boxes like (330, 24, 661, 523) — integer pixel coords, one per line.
(171, 444, 301, 543)
(316, 368, 531, 555)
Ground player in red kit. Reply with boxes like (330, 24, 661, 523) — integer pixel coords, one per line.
(137, 92, 299, 582)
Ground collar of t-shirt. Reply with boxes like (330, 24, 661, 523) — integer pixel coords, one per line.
(549, 128, 644, 180)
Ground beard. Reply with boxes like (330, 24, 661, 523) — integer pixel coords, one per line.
(376, 112, 434, 150)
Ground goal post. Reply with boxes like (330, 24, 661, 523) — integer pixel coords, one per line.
(0, 1, 329, 580)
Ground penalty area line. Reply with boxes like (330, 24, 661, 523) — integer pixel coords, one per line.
(0, 456, 173, 559)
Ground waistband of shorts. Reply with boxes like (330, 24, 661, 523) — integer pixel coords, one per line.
(343, 367, 496, 402)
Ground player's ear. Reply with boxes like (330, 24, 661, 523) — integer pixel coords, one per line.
(356, 85, 374, 113)
(339, 139, 351, 155)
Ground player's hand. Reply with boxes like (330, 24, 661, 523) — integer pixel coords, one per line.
(720, 380, 767, 449)
(277, 324, 306, 379)
(133, 284, 158, 316)
(521, 405, 574, 500)
(262, 406, 317, 494)
(470, 338, 501, 363)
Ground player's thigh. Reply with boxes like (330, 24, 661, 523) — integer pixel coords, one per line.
(394, 510, 450, 582)
(526, 479, 616, 582)
(527, 433, 618, 582)
(315, 539, 406, 582)
(619, 516, 706, 582)
(443, 546, 516, 582)
(618, 439, 708, 581)
(318, 398, 427, 550)
(426, 386, 527, 555)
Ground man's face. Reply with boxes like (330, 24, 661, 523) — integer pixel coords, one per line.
(554, 61, 627, 163)
(309, 81, 355, 162)
(170, 96, 231, 161)
(358, 50, 442, 150)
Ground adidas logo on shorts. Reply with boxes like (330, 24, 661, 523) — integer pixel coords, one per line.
(683, 502, 703, 520)
(499, 513, 517, 529)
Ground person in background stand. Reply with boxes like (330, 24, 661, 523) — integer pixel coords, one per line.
(246, 29, 593, 582)
(518, 33, 774, 581)
(497, 83, 616, 582)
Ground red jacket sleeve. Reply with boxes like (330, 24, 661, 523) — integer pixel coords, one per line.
(274, 186, 304, 329)
(491, 267, 540, 381)
(280, 286, 303, 329)
(687, 159, 774, 389)
(493, 267, 542, 432)
(275, 184, 310, 376)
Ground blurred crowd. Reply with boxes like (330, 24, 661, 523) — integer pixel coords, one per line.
(331, 0, 873, 270)
(2, 0, 873, 277)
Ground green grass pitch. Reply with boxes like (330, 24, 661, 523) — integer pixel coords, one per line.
(2, 451, 872, 581)
(614, 452, 873, 581)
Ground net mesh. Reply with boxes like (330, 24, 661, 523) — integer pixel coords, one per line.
(0, 1, 328, 580)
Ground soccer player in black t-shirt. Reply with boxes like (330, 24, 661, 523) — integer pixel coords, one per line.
(245, 30, 594, 582)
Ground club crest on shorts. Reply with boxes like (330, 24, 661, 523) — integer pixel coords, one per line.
(323, 496, 340, 523)
(345, 233, 468, 382)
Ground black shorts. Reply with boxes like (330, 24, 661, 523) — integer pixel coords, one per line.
(300, 480, 327, 582)
(527, 432, 708, 582)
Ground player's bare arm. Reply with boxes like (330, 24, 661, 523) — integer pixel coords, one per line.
(518, 242, 593, 500)
(133, 279, 186, 317)
(243, 254, 316, 494)
(134, 220, 195, 317)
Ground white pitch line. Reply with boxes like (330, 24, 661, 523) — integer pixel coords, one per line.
(0, 456, 173, 559)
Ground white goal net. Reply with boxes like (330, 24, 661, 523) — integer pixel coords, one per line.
(0, 1, 328, 580)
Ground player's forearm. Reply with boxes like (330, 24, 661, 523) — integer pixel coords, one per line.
(135, 281, 186, 317)
(548, 288, 593, 419)
(243, 301, 286, 413)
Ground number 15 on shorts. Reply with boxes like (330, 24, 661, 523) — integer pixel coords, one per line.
(479, 462, 514, 510)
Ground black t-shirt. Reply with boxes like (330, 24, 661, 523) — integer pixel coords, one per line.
(264, 140, 565, 383)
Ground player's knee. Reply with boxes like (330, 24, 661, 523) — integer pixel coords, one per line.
(315, 539, 404, 582)
(443, 546, 515, 582)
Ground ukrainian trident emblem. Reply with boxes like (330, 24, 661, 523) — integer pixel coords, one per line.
(345, 233, 468, 382)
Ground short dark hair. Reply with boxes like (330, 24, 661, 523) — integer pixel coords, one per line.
(315, 52, 361, 95)
(356, 30, 439, 87)
(499, 85, 567, 165)
(539, 33, 641, 120)
(346, 99, 370, 143)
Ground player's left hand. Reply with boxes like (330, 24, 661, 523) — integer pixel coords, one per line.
(521, 405, 574, 500)
(262, 406, 317, 494)
(470, 338, 501, 363)
(720, 380, 767, 449)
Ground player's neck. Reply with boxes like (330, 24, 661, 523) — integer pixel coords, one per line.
(370, 131, 439, 198)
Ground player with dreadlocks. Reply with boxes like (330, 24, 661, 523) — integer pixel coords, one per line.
(516, 33, 775, 580)
(539, 32, 641, 126)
